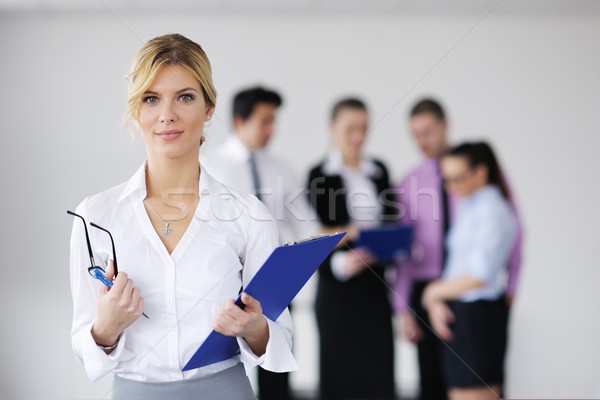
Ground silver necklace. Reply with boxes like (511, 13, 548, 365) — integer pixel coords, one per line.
(144, 201, 174, 235)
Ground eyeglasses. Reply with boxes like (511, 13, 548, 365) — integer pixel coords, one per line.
(67, 210, 149, 319)
(442, 169, 475, 187)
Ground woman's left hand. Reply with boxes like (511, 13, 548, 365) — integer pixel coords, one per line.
(214, 293, 269, 355)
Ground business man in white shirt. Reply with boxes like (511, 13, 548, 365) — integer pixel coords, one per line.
(201, 86, 319, 400)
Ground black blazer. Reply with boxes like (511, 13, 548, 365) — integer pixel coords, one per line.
(307, 158, 397, 227)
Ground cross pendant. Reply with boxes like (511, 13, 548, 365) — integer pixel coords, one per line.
(161, 222, 172, 235)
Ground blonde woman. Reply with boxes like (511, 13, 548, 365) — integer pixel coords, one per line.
(69, 34, 296, 399)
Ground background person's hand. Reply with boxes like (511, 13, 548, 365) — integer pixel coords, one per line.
(343, 247, 376, 277)
(91, 260, 144, 346)
(427, 301, 455, 342)
(346, 224, 360, 241)
(332, 224, 360, 249)
(505, 293, 515, 308)
(421, 280, 443, 309)
(397, 311, 423, 343)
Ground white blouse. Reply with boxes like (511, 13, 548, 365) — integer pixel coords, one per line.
(69, 161, 298, 383)
(321, 150, 383, 229)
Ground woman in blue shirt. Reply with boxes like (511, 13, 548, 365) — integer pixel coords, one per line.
(422, 142, 517, 400)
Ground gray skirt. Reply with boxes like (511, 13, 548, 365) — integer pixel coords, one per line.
(112, 363, 256, 400)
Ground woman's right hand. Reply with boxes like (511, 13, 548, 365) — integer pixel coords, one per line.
(342, 247, 376, 277)
(91, 260, 144, 347)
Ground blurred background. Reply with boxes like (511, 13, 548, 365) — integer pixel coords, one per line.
(1, 0, 599, 399)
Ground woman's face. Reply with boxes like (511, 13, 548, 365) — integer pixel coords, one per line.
(137, 64, 212, 160)
(441, 155, 488, 198)
(330, 108, 368, 163)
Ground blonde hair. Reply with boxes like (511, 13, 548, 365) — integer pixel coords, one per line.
(123, 34, 217, 144)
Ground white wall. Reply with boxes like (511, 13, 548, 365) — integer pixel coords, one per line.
(1, 11, 599, 399)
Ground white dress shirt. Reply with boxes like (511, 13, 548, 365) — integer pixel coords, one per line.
(443, 185, 516, 302)
(70, 161, 298, 383)
(322, 150, 384, 281)
(201, 135, 320, 244)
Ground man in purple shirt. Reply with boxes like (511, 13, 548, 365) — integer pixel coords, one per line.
(394, 99, 523, 400)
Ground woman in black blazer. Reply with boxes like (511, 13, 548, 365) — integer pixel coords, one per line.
(307, 98, 397, 400)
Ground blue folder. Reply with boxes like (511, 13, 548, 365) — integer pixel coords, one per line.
(182, 232, 346, 371)
(354, 224, 414, 263)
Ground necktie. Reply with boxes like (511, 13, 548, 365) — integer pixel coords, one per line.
(439, 163, 450, 267)
(249, 155, 262, 202)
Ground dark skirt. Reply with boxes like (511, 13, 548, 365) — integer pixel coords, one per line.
(316, 271, 395, 400)
(442, 298, 509, 389)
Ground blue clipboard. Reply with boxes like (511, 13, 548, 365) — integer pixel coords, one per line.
(354, 224, 414, 263)
(182, 232, 346, 371)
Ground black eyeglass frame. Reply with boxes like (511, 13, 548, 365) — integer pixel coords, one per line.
(67, 210, 118, 278)
(67, 210, 149, 319)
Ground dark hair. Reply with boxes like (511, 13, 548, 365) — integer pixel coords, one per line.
(446, 141, 510, 200)
(410, 98, 445, 121)
(330, 98, 367, 123)
(232, 86, 282, 122)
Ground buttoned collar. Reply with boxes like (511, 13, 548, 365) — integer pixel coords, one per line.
(322, 149, 379, 178)
(222, 134, 266, 161)
(117, 159, 218, 207)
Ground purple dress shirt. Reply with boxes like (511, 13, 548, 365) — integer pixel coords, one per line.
(393, 158, 524, 312)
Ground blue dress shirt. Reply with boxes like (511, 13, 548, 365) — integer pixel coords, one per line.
(443, 185, 517, 302)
